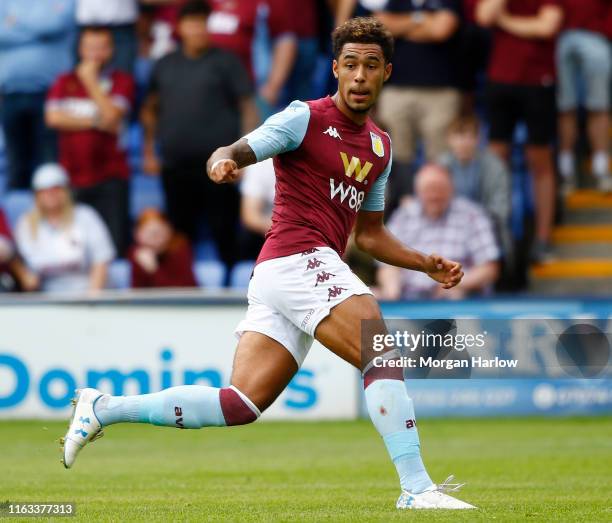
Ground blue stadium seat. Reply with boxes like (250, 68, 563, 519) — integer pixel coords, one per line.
(230, 260, 255, 289)
(3, 190, 34, 228)
(194, 240, 220, 261)
(130, 174, 165, 219)
(193, 260, 225, 289)
(107, 259, 132, 290)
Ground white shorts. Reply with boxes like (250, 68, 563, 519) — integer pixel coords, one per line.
(235, 246, 373, 366)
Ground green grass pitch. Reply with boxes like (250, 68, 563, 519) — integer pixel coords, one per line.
(1, 417, 610, 521)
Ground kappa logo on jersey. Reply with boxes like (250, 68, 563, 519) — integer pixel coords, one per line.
(306, 258, 325, 270)
(301, 248, 320, 256)
(406, 418, 416, 429)
(370, 132, 385, 158)
(327, 285, 348, 301)
(340, 152, 373, 182)
(323, 126, 342, 140)
(315, 271, 336, 286)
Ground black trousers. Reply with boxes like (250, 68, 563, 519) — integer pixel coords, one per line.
(1, 92, 57, 189)
(161, 164, 240, 267)
(73, 178, 130, 256)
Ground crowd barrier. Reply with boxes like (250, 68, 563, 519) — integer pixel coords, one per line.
(0, 292, 610, 419)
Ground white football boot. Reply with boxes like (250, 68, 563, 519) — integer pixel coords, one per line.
(396, 475, 476, 510)
(60, 388, 105, 469)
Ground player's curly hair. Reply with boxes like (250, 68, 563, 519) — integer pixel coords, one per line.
(332, 17, 394, 64)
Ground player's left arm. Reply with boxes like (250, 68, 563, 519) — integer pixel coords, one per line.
(354, 211, 464, 289)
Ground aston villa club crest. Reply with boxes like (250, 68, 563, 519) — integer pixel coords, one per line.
(370, 132, 384, 158)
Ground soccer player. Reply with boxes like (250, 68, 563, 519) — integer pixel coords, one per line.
(62, 17, 475, 510)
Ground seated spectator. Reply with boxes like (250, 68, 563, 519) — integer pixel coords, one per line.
(129, 209, 197, 289)
(46, 26, 135, 254)
(557, 0, 612, 193)
(239, 157, 276, 259)
(15, 164, 115, 295)
(438, 114, 512, 256)
(377, 165, 500, 300)
(0, 208, 38, 292)
(240, 158, 275, 236)
(0, 0, 75, 190)
(0, 209, 17, 291)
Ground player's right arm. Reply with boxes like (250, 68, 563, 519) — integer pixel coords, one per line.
(207, 100, 310, 184)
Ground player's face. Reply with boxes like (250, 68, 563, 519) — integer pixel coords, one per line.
(333, 44, 392, 113)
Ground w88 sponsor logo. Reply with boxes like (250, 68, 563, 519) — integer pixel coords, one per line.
(329, 179, 365, 211)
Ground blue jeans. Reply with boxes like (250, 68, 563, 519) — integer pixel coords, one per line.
(0, 91, 57, 190)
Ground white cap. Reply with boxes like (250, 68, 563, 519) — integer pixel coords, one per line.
(32, 164, 70, 191)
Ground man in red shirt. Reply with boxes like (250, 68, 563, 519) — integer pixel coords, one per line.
(46, 27, 135, 254)
(476, 0, 563, 263)
(207, 0, 297, 114)
(557, 0, 612, 193)
(63, 17, 475, 511)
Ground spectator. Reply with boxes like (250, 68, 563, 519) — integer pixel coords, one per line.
(457, 0, 492, 114)
(335, 0, 389, 26)
(46, 26, 135, 255)
(15, 164, 115, 295)
(438, 114, 511, 251)
(207, 0, 297, 117)
(141, 1, 258, 269)
(557, 0, 612, 193)
(0, 208, 17, 291)
(377, 165, 500, 300)
(76, 0, 139, 73)
(0, 209, 39, 293)
(129, 208, 197, 288)
(283, 0, 318, 103)
(375, 0, 462, 197)
(240, 158, 275, 237)
(0, 0, 75, 190)
(475, 0, 563, 263)
(239, 157, 275, 258)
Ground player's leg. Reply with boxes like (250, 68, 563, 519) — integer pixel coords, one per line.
(61, 332, 297, 468)
(93, 331, 295, 428)
(314, 294, 434, 492)
(315, 294, 474, 509)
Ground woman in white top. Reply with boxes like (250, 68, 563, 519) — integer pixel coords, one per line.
(15, 164, 116, 295)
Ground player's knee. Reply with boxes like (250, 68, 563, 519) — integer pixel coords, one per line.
(360, 300, 382, 322)
(219, 386, 261, 426)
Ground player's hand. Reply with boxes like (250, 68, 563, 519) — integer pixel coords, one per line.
(424, 253, 464, 290)
(208, 159, 239, 184)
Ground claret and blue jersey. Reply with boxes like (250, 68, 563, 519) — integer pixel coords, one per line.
(245, 96, 392, 264)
